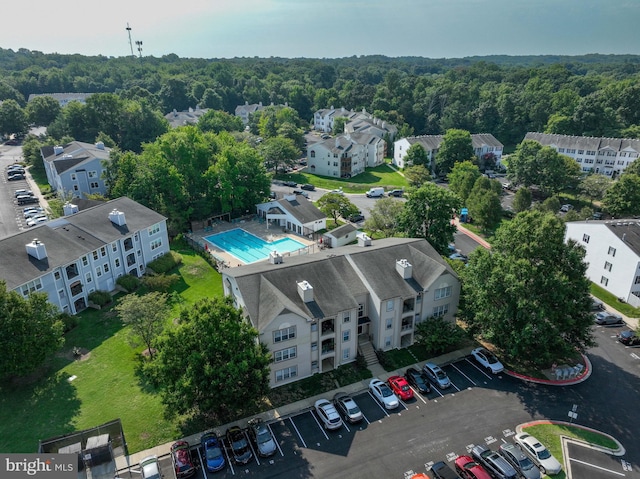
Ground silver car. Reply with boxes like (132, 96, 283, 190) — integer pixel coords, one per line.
(333, 392, 363, 423)
(247, 418, 277, 457)
(499, 442, 541, 479)
(423, 362, 451, 389)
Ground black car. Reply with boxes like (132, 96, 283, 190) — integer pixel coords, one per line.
(8, 173, 24, 181)
(388, 189, 404, 197)
(283, 180, 297, 187)
(300, 183, 315, 191)
(225, 426, 253, 464)
(404, 367, 431, 394)
(429, 461, 463, 479)
(348, 213, 365, 222)
(617, 330, 640, 346)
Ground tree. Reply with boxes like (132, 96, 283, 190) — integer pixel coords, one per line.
(623, 157, 640, 176)
(364, 197, 405, 237)
(114, 292, 169, 360)
(400, 182, 461, 254)
(578, 174, 612, 203)
(403, 164, 431, 187)
(316, 192, 359, 223)
(512, 187, 532, 213)
(147, 297, 271, 422)
(197, 110, 243, 134)
(414, 316, 465, 356)
(603, 174, 640, 217)
(461, 211, 595, 367)
(0, 99, 28, 138)
(258, 136, 299, 174)
(0, 281, 65, 380)
(467, 180, 502, 232)
(447, 160, 481, 203)
(332, 116, 348, 135)
(25, 95, 61, 126)
(434, 129, 474, 176)
(403, 143, 430, 168)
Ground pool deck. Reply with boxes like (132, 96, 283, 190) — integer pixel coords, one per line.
(188, 218, 318, 268)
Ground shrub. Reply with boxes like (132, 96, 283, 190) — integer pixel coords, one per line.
(147, 251, 183, 274)
(141, 273, 180, 292)
(88, 290, 112, 307)
(414, 316, 466, 356)
(58, 312, 79, 333)
(117, 275, 140, 292)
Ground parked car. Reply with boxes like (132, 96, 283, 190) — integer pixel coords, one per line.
(16, 195, 38, 205)
(448, 252, 468, 262)
(314, 399, 343, 430)
(301, 183, 315, 191)
(499, 443, 541, 479)
(268, 191, 276, 199)
(514, 432, 562, 475)
(369, 378, 399, 409)
(429, 460, 463, 479)
(594, 311, 624, 325)
(404, 367, 431, 394)
(14, 189, 33, 197)
(560, 204, 573, 212)
(139, 456, 161, 479)
(292, 189, 309, 198)
(617, 330, 640, 346)
(247, 417, 277, 457)
(387, 375, 414, 401)
(454, 455, 492, 479)
(347, 212, 365, 222)
(471, 445, 518, 479)
(423, 362, 451, 389)
(170, 440, 195, 478)
(283, 180, 297, 187)
(27, 215, 48, 227)
(365, 187, 385, 198)
(201, 432, 225, 472)
(24, 208, 44, 219)
(590, 298, 605, 311)
(329, 188, 344, 195)
(471, 347, 504, 374)
(226, 426, 253, 465)
(332, 392, 363, 423)
(388, 189, 404, 197)
(8, 173, 25, 180)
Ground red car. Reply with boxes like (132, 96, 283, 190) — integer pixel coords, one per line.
(455, 455, 492, 479)
(387, 375, 414, 401)
(170, 440, 195, 478)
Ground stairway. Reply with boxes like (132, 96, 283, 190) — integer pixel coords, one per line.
(358, 337, 379, 366)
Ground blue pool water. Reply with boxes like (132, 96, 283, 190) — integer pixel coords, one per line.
(205, 229, 305, 264)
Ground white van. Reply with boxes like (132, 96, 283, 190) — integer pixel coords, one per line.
(365, 187, 384, 198)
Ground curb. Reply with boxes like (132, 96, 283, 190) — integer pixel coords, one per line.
(504, 353, 592, 386)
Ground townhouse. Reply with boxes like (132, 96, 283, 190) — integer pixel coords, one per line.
(307, 132, 385, 178)
(223, 237, 460, 387)
(165, 106, 208, 128)
(313, 106, 397, 140)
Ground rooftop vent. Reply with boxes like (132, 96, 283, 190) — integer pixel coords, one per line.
(269, 250, 283, 264)
(108, 209, 126, 226)
(297, 280, 314, 303)
(62, 154, 73, 159)
(53, 145, 64, 155)
(63, 202, 79, 216)
(26, 238, 47, 260)
(357, 232, 372, 247)
(396, 259, 413, 280)
(95, 141, 105, 150)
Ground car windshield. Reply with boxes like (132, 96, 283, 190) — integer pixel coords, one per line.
(537, 447, 551, 460)
(401, 384, 410, 391)
(436, 370, 447, 380)
(257, 427, 271, 444)
(347, 405, 360, 414)
(486, 353, 499, 364)
(206, 444, 222, 459)
(519, 456, 535, 470)
(380, 385, 393, 397)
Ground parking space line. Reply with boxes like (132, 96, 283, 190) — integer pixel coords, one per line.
(570, 458, 626, 476)
(452, 363, 477, 386)
(361, 412, 371, 424)
(367, 391, 390, 416)
(267, 423, 285, 457)
(431, 386, 444, 398)
(195, 448, 207, 479)
(310, 410, 330, 440)
(288, 417, 307, 448)
(448, 378, 461, 392)
(410, 387, 427, 404)
(465, 358, 493, 379)
(221, 438, 236, 475)
(245, 430, 260, 466)
(342, 421, 350, 433)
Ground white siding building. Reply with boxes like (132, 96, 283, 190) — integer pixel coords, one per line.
(307, 133, 385, 179)
(0, 197, 169, 315)
(524, 133, 640, 178)
(565, 219, 640, 307)
(223, 238, 460, 388)
(256, 194, 327, 236)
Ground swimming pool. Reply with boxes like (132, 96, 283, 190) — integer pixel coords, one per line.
(205, 229, 306, 264)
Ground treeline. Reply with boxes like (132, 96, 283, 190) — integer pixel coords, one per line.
(2, 49, 640, 146)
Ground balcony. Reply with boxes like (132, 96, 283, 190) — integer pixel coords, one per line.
(321, 338, 335, 355)
(401, 318, 414, 331)
(321, 318, 335, 336)
(65, 264, 79, 280)
(402, 298, 415, 313)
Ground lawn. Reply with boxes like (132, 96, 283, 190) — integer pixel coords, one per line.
(275, 163, 408, 193)
(590, 283, 640, 318)
(0, 244, 223, 453)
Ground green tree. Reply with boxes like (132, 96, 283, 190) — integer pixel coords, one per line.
(603, 174, 640, 217)
(403, 143, 430, 168)
(332, 116, 348, 135)
(0, 281, 65, 380)
(25, 95, 61, 126)
(623, 157, 640, 176)
(467, 181, 502, 232)
(316, 193, 359, 223)
(512, 187, 532, 213)
(364, 197, 405, 237)
(578, 174, 612, 203)
(400, 182, 461, 254)
(197, 110, 243, 134)
(147, 297, 271, 422)
(114, 292, 169, 360)
(0, 99, 28, 138)
(434, 129, 474, 176)
(414, 316, 465, 356)
(403, 164, 431, 187)
(447, 160, 481, 203)
(461, 211, 595, 367)
(259, 136, 299, 174)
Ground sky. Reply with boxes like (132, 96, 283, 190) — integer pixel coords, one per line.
(2, 0, 640, 59)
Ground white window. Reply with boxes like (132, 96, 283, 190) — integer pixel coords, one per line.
(88, 170, 98, 178)
(386, 300, 394, 312)
(600, 276, 609, 286)
(434, 286, 452, 300)
(150, 239, 162, 250)
(93, 251, 99, 261)
(274, 346, 296, 362)
(112, 243, 118, 252)
(82, 256, 88, 266)
(608, 247, 616, 257)
(384, 336, 392, 347)
(148, 223, 161, 235)
(273, 326, 296, 343)
(86, 272, 93, 283)
(73, 185, 79, 191)
(20, 279, 43, 296)
(386, 318, 393, 330)
(343, 348, 350, 360)
(583, 234, 590, 243)
(311, 341, 318, 351)
(343, 312, 351, 323)
(311, 322, 318, 332)
(604, 261, 612, 272)
(433, 304, 449, 317)
(96, 266, 102, 277)
(275, 366, 297, 383)
(343, 330, 350, 342)
(103, 263, 110, 273)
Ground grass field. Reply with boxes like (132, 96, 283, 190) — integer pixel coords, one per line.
(590, 283, 640, 318)
(276, 163, 408, 193)
(0, 246, 223, 453)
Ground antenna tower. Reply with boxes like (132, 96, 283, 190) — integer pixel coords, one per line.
(126, 23, 134, 57)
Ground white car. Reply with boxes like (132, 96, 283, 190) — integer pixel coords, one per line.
(314, 399, 343, 430)
(23, 208, 44, 218)
(139, 456, 161, 479)
(514, 432, 562, 475)
(27, 215, 48, 227)
(369, 379, 399, 409)
(471, 347, 504, 374)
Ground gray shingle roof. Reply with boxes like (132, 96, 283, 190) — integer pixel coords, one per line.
(272, 197, 326, 223)
(326, 223, 357, 239)
(41, 141, 111, 175)
(407, 133, 503, 151)
(524, 132, 640, 152)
